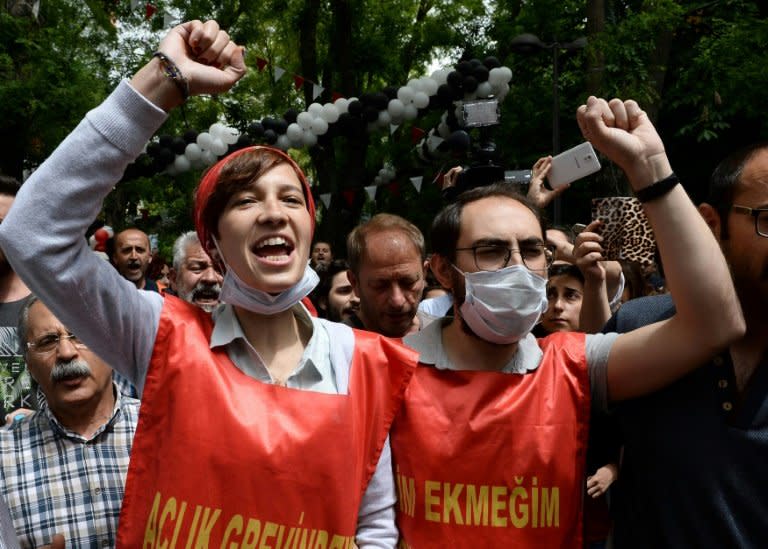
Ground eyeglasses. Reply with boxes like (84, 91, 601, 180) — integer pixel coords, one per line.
(731, 205, 768, 238)
(455, 243, 555, 272)
(26, 333, 87, 355)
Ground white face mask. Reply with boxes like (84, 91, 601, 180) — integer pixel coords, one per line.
(213, 238, 319, 315)
(454, 264, 548, 344)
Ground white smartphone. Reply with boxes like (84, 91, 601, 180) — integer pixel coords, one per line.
(547, 142, 602, 189)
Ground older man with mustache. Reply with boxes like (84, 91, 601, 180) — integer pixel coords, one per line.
(0, 296, 139, 549)
(168, 231, 223, 312)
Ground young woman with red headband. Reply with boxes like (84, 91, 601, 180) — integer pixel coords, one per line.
(0, 20, 416, 548)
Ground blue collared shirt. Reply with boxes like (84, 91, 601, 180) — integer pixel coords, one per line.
(0, 385, 139, 549)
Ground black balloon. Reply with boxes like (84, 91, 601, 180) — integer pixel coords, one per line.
(264, 129, 278, 144)
(284, 109, 299, 123)
(183, 130, 198, 144)
(158, 135, 173, 148)
(261, 117, 276, 131)
(446, 71, 464, 88)
(347, 100, 364, 117)
(237, 134, 253, 147)
(146, 143, 162, 158)
(157, 147, 175, 166)
(472, 65, 489, 82)
(171, 137, 187, 155)
(483, 56, 501, 69)
(274, 119, 289, 134)
(247, 122, 265, 137)
(469, 58, 483, 68)
(456, 61, 473, 75)
(363, 106, 379, 123)
(372, 92, 389, 111)
(445, 130, 471, 152)
(382, 86, 399, 100)
(463, 75, 478, 93)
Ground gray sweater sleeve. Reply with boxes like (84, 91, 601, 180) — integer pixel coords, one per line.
(0, 81, 169, 393)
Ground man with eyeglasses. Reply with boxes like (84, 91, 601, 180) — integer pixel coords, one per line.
(0, 296, 139, 548)
(601, 142, 768, 548)
(388, 97, 745, 548)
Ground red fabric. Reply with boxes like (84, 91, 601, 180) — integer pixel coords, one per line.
(193, 146, 316, 260)
(117, 297, 417, 547)
(390, 332, 590, 548)
(302, 296, 318, 317)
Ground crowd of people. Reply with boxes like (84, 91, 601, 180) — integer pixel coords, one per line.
(0, 18, 763, 549)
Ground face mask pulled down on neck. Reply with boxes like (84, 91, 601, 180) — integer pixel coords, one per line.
(214, 238, 319, 315)
(455, 263, 548, 345)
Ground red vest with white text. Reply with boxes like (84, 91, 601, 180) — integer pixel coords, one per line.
(391, 332, 589, 548)
(116, 297, 417, 548)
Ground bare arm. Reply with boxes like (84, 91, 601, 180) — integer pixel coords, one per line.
(575, 221, 612, 333)
(527, 155, 569, 209)
(578, 97, 745, 401)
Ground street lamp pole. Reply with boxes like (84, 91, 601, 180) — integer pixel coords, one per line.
(510, 34, 586, 225)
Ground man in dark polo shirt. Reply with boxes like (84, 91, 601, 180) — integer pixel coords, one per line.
(604, 142, 768, 547)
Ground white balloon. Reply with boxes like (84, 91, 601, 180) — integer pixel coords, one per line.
(196, 132, 213, 151)
(377, 110, 392, 127)
(499, 66, 513, 83)
(297, 112, 313, 130)
(497, 82, 510, 100)
(220, 126, 239, 145)
(184, 143, 202, 161)
(387, 99, 405, 118)
(191, 156, 207, 170)
(407, 78, 422, 92)
(202, 150, 218, 166)
(334, 98, 349, 114)
(276, 134, 291, 150)
(302, 130, 318, 147)
(210, 138, 228, 156)
(397, 86, 415, 104)
(477, 81, 493, 98)
(322, 103, 340, 123)
(488, 67, 504, 86)
(308, 103, 324, 117)
(174, 154, 191, 172)
(287, 123, 303, 142)
(389, 114, 404, 126)
(420, 77, 439, 96)
(311, 117, 329, 136)
(403, 104, 418, 120)
(413, 91, 430, 109)
(209, 122, 226, 139)
(431, 69, 449, 86)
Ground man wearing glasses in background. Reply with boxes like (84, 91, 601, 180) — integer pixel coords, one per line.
(0, 296, 139, 548)
(387, 97, 745, 547)
(603, 143, 768, 547)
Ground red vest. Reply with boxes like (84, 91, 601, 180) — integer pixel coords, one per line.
(391, 332, 590, 548)
(117, 297, 417, 548)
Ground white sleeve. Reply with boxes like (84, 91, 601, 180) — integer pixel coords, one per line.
(356, 436, 398, 548)
(0, 81, 168, 393)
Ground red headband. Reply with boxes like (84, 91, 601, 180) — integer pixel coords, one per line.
(194, 146, 316, 259)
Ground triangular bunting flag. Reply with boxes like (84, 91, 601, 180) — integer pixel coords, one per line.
(163, 10, 177, 27)
(364, 185, 377, 201)
(332, 92, 344, 102)
(411, 127, 426, 145)
(145, 3, 157, 19)
(342, 190, 356, 208)
(293, 75, 305, 90)
(410, 176, 423, 193)
(256, 58, 268, 72)
(388, 181, 400, 197)
(389, 124, 400, 135)
(312, 83, 324, 100)
(320, 193, 332, 209)
(273, 67, 286, 82)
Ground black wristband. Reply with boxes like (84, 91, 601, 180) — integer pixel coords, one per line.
(635, 173, 679, 203)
